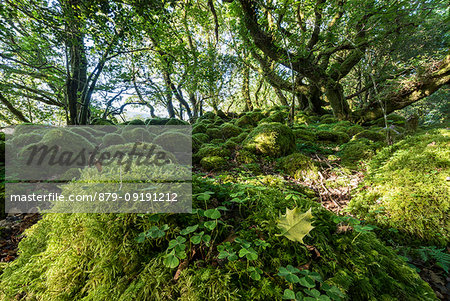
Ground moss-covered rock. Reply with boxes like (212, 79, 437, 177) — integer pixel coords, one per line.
(199, 111, 216, 121)
(192, 134, 208, 153)
(235, 114, 256, 128)
(353, 130, 385, 142)
(194, 144, 231, 163)
(223, 139, 238, 151)
(316, 130, 350, 144)
(200, 156, 228, 171)
(348, 129, 449, 245)
(263, 110, 287, 123)
(235, 149, 258, 164)
(220, 123, 243, 139)
(247, 111, 265, 123)
(293, 128, 316, 142)
(320, 116, 338, 124)
(12, 123, 43, 136)
(102, 133, 126, 147)
(346, 125, 364, 137)
(192, 133, 209, 144)
(243, 122, 295, 157)
(128, 119, 146, 125)
(10, 132, 42, 148)
(205, 127, 222, 140)
(165, 118, 189, 125)
(90, 118, 115, 125)
(153, 131, 190, 153)
(145, 118, 170, 125)
(278, 153, 318, 181)
(229, 132, 248, 144)
(192, 123, 207, 134)
(125, 128, 155, 143)
(210, 138, 224, 144)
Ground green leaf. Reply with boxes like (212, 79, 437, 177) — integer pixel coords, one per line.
(204, 221, 217, 230)
(298, 276, 316, 288)
(277, 207, 315, 244)
(163, 253, 179, 268)
(204, 209, 221, 219)
(180, 224, 198, 235)
(136, 232, 146, 243)
(283, 289, 296, 300)
(191, 235, 202, 245)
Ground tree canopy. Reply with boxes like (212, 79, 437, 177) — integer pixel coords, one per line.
(0, 0, 448, 125)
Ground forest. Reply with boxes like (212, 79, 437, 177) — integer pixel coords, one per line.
(0, 0, 449, 300)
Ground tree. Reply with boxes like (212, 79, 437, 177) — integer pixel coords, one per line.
(228, 0, 449, 121)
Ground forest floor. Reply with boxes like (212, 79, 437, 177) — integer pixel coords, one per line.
(198, 156, 450, 300)
(1, 157, 449, 299)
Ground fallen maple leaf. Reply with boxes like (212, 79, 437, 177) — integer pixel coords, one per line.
(276, 207, 314, 244)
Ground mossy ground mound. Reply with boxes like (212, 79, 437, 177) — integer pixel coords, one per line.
(348, 129, 449, 245)
(278, 153, 318, 181)
(0, 174, 436, 300)
(243, 122, 295, 157)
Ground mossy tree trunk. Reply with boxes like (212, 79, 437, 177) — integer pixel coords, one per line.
(353, 54, 450, 124)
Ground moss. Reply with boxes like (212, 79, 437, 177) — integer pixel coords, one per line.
(243, 122, 295, 157)
(306, 115, 320, 124)
(374, 113, 406, 127)
(235, 114, 256, 128)
(194, 144, 231, 163)
(223, 140, 238, 151)
(199, 111, 216, 120)
(145, 118, 170, 125)
(339, 139, 375, 168)
(68, 127, 100, 144)
(0, 141, 4, 162)
(90, 118, 115, 125)
(200, 156, 228, 171)
(294, 113, 309, 125)
(353, 130, 386, 142)
(153, 131, 190, 153)
(13, 123, 44, 136)
(229, 132, 248, 144)
(212, 116, 225, 126)
(192, 133, 209, 144)
(10, 132, 42, 148)
(241, 163, 262, 173)
(60, 168, 81, 180)
(247, 111, 265, 123)
(125, 128, 155, 143)
(205, 127, 222, 140)
(220, 123, 243, 138)
(346, 125, 364, 137)
(165, 118, 189, 125)
(278, 153, 318, 181)
(210, 138, 224, 144)
(192, 123, 207, 134)
(264, 110, 287, 123)
(320, 116, 338, 124)
(102, 142, 176, 164)
(0, 175, 436, 300)
(349, 129, 449, 245)
(235, 149, 258, 164)
(293, 128, 316, 142)
(316, 130, 350, 144)
(102, 133, 126, 147)
(128, 119, 146, 125)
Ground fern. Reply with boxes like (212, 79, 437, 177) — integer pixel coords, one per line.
(418, 246, 450, 274)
